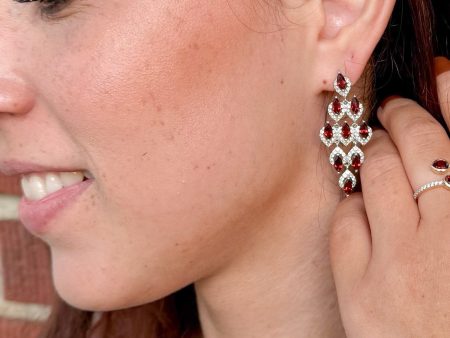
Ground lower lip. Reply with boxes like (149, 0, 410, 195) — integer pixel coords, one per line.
(18, 179, 94, 235)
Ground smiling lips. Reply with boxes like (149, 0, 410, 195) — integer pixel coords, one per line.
(18, 177, 94, 235)
(20, 170, 93, 201)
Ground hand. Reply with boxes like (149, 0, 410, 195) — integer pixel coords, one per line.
(329, 57, 450, 337)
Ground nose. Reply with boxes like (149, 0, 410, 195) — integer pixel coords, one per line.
(0, 4, 37, 117)
(0, 76, 35, 116)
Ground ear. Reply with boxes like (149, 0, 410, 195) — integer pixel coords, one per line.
(312, 0, 396, 92)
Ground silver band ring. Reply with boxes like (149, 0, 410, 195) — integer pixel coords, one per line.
(413, 175, 450, 201)
(413, 159, 450, 201)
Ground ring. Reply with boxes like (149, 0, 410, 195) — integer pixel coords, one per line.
(413, 159, 450, 201)
(431, 159, 450, 174)
(413, 176, 450, 200)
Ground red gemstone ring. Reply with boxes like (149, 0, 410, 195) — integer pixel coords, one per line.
(431, 159, 450, 174)
(413, 159, 450, 201)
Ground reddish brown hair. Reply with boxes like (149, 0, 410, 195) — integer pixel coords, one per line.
(38, 0, 448, 337)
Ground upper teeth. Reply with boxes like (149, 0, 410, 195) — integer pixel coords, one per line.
(20, 171, 91, 201)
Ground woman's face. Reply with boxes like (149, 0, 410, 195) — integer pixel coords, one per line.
(2, 0, 315, 310)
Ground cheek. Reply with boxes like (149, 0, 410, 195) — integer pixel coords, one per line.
(69, 1, 279, 217)
(38, 1, 298, 310)
(60, 0, 290, 224)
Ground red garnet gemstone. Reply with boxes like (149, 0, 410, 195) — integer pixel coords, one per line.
(333, 155, 343, 172)
(351, 154, 361, 170)
(323, 123, 333, 139)
(432, 159, 449, 171)
(342, 122, 351, 139)
(332, 98, 341, 114)
(351, 97, 360, 114)
(337, 73, 347, 90)
(359, 122, 369, 138)
(445, 175, 450, 184)
(343, 179, 353, 195)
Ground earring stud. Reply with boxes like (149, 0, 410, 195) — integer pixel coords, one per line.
(319, 73, 373, 196)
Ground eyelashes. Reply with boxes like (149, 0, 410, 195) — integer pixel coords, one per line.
(13, 0, 72, 18)
(39, 0, 71, 16)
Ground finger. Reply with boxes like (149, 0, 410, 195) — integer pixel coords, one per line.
(378, 97, 450, 221)
(329, 193, 371, 301)
(435, 57, 450, 127)
(360, 130, 419, 256)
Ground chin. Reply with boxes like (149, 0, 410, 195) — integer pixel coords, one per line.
(51, 265, 183, 312)
(54, 283, 162, 312)
(53, 277, 124, 312)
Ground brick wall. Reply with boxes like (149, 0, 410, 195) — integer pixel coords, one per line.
(0, 174, 53, 337)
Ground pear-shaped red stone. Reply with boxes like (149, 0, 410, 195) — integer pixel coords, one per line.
(323, 123, 333, 139)
(352, 154, 361, 169)
(359, 122, 369, 138)
(343, 179, 353, 195)
(342, 122, 351, 139)
(351, 97, 360, 114)
(332, 98, 341, 114)
(333, 155, 343, 172)
(337, 73, 347, 90)
(432, 159, 449, 171)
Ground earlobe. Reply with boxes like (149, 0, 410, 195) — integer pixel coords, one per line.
(313, 0, 395, 93)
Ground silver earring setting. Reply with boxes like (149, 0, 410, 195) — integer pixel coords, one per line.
(319, 73, 373, 196)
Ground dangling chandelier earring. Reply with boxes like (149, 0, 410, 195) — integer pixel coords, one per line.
(319, 72, 373, 196)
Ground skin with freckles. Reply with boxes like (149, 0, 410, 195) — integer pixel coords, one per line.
(1, 0, 316, 309)
(0, 0, 401, 337)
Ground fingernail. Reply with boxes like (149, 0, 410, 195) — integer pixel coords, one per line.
(434, 56, 450, 77)
(380, 95, 402, 109)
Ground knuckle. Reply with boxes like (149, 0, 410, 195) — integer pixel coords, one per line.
(382, 98, 447, 141)
(363, 129, 392, 157)
(362, 149, 401, 186)
(370, 128, 389, 141)
(403, 115, 450, 154)
(363, 132, 399, 173)
(383, 97, 416, 114)
(402, 114, 443, 141)
(381, 98, 418, 124)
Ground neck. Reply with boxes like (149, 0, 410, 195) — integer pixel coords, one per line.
(194, 124, 347, 337)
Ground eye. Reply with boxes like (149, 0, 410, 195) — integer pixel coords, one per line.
(14, 0, 72, 19)
(39, 0, 71, 16)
